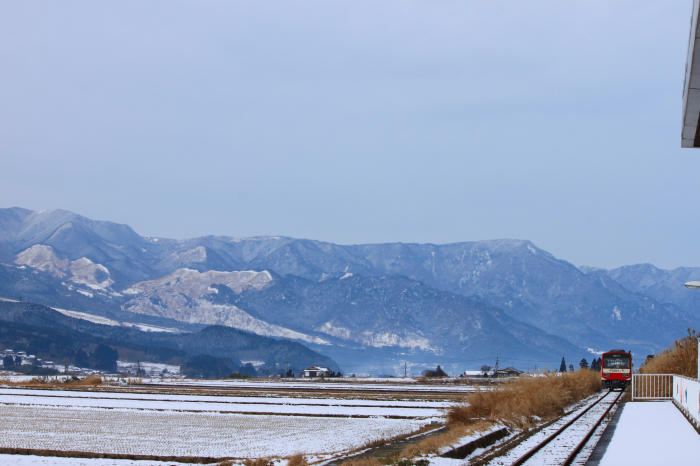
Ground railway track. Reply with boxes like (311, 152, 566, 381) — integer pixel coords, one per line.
(484, 389, 624, 466)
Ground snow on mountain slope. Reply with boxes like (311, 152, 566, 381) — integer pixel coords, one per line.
(14, 244, 68, 276)
(122, 268, 329, 345)
(15, 245, 114, 292)
(2, 207, 694, 370)
(316, 321, 434, 351)
(68, 258, 113, 290)
(123, 268, 272, 296)
(51, 307, 179, 333)
(601, 264, 700, 320)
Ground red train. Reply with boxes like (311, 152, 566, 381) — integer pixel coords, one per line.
(601, 349, 632, 390)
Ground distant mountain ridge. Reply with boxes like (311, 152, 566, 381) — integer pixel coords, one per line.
(0, 207, 696, 373)
(600, 264, 700, 320)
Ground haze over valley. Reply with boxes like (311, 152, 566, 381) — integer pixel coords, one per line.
(1, 207, 697, 374)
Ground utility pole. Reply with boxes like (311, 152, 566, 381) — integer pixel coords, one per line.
(404, 361, 407, 378)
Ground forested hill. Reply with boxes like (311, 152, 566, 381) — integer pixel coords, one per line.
(0, 301, 337, 376)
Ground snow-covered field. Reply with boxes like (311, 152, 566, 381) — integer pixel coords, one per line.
(0, 387, 445, 460)
(0, 405, 432, 458)
(0, 389, 445, 417)
(141, 377, 481, 392)
(0, 455, 185, 465)
(0, 388, 451, 408)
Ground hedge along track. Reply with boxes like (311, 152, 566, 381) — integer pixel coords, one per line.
(470, 389, 623, 465)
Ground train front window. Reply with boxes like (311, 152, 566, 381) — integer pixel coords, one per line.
(603, 356, 630, 369)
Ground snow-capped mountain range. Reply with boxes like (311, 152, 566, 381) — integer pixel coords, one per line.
(0, 207, 697, 374)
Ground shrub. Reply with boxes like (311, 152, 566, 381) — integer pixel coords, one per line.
(244, 458, 274, 466)
(639, 329, 698, 378)
(287, 454, 308, 466)
(62, 375, 103, 386)
(448, 370, 600, 428)
(422, 365, 448, 378)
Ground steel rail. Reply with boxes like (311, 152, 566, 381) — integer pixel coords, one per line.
(562, 389, 623, 465)
(511, 390, 613, 466)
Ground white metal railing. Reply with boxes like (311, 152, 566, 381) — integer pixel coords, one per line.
(631, 374, 674, 400)
(673, 375, 700, 429)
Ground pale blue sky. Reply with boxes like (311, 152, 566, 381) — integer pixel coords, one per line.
(1, 1, 699, 269)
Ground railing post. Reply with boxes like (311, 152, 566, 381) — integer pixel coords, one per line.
(631, 373, 635, 400)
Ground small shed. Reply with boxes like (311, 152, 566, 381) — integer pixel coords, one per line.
(303, 365, 331, 378)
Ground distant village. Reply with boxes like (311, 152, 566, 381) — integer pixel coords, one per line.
(1, 348, 70, 374)
(0, 348, 179, 377)
(2, 347, 528, 379)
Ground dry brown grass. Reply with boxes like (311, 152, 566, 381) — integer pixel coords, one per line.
(448, 370, 601, 428)
(72, 375, 104, 386)
(0, 377, 54, 387)
(639, 329, 698, 378)
(244, 458, 274, 466)
(287, 453, 309, 466)
(0, 375, 104, 388)
(399, 420, 493, 458)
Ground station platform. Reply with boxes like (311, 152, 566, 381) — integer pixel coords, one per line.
(588, 401, 699, 465)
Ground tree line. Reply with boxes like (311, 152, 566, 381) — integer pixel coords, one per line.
(559, 356, 602, 372)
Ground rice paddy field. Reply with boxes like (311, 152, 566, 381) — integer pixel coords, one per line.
(0, 379, 463, 463)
